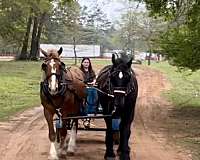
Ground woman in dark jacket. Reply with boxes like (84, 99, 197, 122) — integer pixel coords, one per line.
(80, 57, 99, 115)
(80, 57, 96, 84)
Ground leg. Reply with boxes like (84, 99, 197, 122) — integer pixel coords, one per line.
(119, 103, 135, 160)
(104, 118, 115, 160)
(44, 108, 58, 160)
(67, 120, 77, 155)
(44, 108, 56, 141)
(58, 127, 68, 157)
(119, 120, 131, 160)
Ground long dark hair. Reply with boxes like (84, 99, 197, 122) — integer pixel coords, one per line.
(80, 57, 94, 74)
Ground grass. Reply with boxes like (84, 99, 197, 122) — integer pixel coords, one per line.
(144, 61, 200, 108)
(144, 60, 200, 160)
(0, 58, 111, 120)
(0, 61, 41, 119)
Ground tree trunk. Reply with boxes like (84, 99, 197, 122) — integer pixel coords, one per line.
(19, 16, 32, 60)
(29, 16, 39, 60)
(35, 13, 46, 59)
(73, 37, 77, 65)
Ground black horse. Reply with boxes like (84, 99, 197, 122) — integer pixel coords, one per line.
(96, 53, 138, 160)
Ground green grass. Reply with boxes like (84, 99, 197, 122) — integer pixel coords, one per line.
(144, 60, 200, 160)
(0, 58, 110, 120)
(144, 61, 200, 108)
(0, 61, 41, 119)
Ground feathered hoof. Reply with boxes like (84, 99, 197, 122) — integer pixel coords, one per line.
(119, 154, 130, 160)
(58, 150, 67, 159)
(48, 155, 59, 160)
(104, 152, 116, 160)
(67, 151, 75, 156)
(104, 157, 116, 160)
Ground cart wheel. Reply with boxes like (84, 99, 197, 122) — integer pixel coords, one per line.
(113, 131, 120, 145)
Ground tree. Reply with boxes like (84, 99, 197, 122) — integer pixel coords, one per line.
(0, 0, 30, 49)
(135, 0, 200, 71)
(0, 0, 74, 60)
(29, 0, 52, 60)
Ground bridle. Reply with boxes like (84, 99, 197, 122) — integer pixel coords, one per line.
(40, 59, 72, 118)
(41, 59, 70, 97)
(108, 67, 134, 97)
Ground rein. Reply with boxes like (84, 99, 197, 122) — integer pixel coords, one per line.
(89, 86, 114, 98)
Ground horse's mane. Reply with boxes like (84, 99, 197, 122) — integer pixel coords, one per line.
(96, 65, 112, 89)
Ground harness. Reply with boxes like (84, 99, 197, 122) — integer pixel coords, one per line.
(40, 66, 74, 118)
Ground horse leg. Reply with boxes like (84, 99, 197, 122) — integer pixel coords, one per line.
(44, 108, 58, 160)
(104, 118, 115, 160)
(118, 121, 132, 160)
(58, 127, 68, 157)
(67, 120, 77, 155)
(119, 108, 135, 160)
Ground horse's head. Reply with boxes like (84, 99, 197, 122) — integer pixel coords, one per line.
(110, 53, 133, 114)
(41, 47, 66, 95)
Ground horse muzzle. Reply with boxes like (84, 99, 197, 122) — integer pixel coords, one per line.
(112, 89, 126, 116)
(48, 87, 58, 95)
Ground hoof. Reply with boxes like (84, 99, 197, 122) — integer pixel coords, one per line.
(48, 156, 59, 160)
(58, 149, 67, 158)
(67, 146, 75, 156)
(119, 154, 130, 160)
(105, 157, 116, 160)
(67, 151, 75, 156)
(104, 152, 115, 160)
(59, 153, 67, 159)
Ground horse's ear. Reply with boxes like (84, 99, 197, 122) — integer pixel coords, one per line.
(40, 48, 48, 57)
(112, 54, 115, 64)
(58, 47, 63, 56)
(127, 57, 133, 68)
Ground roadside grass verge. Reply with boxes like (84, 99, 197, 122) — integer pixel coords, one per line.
(145, 61, 200, 160)
(145, 61, 200, 108)
(0, 59, 110, 120)
(0, 61, 41, 120)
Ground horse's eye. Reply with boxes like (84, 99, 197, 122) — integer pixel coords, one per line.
(42, 63, 47, 71)
(124, 72, 130, 78)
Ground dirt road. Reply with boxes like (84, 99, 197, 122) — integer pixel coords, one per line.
(0, 66, 191, 160)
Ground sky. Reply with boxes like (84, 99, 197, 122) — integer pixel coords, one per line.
(78, 0, 146, 22)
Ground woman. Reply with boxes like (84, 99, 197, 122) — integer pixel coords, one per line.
(80, 57, 96, 84)
(80, 57, 99, 115)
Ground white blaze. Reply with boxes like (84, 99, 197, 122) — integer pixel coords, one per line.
(49, 59, 57, 93)
(119, 71, 123, 79)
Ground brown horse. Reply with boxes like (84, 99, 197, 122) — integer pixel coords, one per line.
(40, 47, 86, 159)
